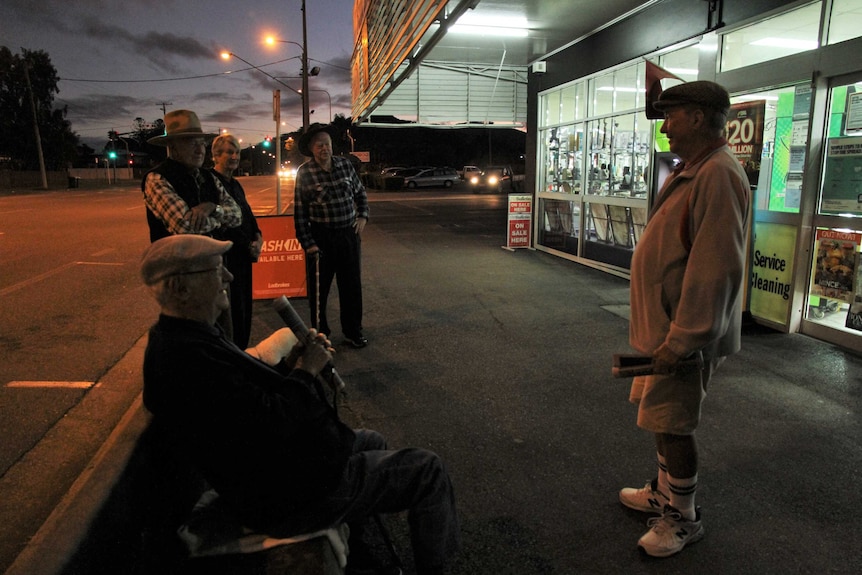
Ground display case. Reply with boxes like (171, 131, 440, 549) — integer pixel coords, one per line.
(586, 113, 649, 197)
(544, 125, 584, 194)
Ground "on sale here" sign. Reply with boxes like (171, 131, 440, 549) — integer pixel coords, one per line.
(506, 194, 532, 249)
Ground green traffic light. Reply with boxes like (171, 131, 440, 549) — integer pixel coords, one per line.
(108, 151, 117, 159)
(262, 139, 271, 148)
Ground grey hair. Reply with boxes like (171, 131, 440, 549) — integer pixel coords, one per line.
(212, 133, 240, 156)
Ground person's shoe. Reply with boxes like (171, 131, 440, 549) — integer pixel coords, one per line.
(619, 479, 670, 513)
(637, 505, 704, 558)
(345, 335, 368, 349)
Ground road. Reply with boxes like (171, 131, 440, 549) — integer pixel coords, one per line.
(0, 176, 295, 479)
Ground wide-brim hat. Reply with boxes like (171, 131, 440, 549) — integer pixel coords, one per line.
(140, 235, 232, 286)
(148, 109, 217, 146)
(652, 80, 731, 115)
(298, 123, 335, 156)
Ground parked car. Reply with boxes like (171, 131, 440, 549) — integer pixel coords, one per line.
(380, 166, 406, 176)
(468, 165, 525, 193)
(403, 167, 461, 189)
(459, 165, 481, 180)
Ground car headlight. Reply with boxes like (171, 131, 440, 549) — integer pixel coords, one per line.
(470, 176, 479, 185)
(488, 176, 498, 185)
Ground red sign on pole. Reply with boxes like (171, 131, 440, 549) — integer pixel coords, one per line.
(252, 215, 307, 300)
(506, 194, 532, 249)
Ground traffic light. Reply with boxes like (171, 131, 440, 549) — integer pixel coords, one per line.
(108, 150, 117, 160)
(263, 136, 271, 148)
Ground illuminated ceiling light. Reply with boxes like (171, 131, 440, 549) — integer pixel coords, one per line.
(666, 67, 698, 76)
(596, 87, 640, 92)
(451, 13, 529, 37)
(734, 94, 779, 102)
(750, 37, 818, 50)
(450, 23, 528, 37)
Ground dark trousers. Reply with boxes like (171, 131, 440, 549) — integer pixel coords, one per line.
(224, 252, 254, 349)
(307, 224, 363, 339)
(325, 430, 461, 575)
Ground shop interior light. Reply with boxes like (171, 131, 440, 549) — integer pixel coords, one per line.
(750, 37, 818, 50)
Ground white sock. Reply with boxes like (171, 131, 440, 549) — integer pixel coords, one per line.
(667, 473, 698, 521)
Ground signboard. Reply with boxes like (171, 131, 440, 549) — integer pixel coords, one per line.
(252, 215, 307, 300)
(821, 137, 862, 215)
(506, 194, 532, 249)
(352, 151, 370, 163)
(749, 222, 797, 326)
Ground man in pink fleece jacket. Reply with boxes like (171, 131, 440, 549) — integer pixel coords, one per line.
(619, 81, 751, 558)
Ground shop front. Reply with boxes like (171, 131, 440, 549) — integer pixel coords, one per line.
(529, 0, 862, 352)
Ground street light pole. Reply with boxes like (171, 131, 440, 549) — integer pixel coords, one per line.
(301, 0, 310, 130)
(309, 89, 332, 122)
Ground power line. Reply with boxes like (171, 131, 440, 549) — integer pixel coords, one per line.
(59, 57, 300, 83)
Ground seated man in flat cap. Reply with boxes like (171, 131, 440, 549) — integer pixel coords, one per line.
(140, 234, 460, 575)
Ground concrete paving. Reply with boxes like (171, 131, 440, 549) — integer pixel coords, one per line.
(6, 190, 862, 574)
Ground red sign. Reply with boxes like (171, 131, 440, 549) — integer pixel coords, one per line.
(252, 215, 307, 300)
(506, 194, 532, 249)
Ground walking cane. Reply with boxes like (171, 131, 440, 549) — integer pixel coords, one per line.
(314, 251, 321, 332)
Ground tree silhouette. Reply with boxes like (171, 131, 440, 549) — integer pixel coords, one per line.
(0, 47, 81, 170)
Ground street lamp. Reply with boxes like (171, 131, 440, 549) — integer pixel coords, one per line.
(263, 0, 318, 131)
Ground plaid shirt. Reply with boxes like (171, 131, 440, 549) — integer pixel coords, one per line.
(294, 156, 369, 249)
(143, 169, 242, 236)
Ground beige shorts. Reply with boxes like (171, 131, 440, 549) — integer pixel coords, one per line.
(629, 356, 722, 435)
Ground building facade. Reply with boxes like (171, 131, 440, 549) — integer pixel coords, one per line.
(529, 0, 862, 353)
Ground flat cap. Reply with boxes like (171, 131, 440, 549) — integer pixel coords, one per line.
(140, 235, 232, 286)
(653, 80, 730, 115)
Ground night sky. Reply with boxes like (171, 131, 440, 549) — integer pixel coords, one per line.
(1, 0, 355, 149)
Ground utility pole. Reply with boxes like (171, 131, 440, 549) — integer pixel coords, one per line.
(22, 62, 48, 190)
(301, 0, 310, 130)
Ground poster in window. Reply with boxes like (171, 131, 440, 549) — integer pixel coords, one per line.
(845, 253, 862, 331)
(810, 229, 861, 303)
(727, 100, 765, 187)
(821, 137, 862, 215)
(846, 91, 862, 132)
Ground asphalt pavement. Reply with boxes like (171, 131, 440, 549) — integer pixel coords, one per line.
(5, 185, 862, 574)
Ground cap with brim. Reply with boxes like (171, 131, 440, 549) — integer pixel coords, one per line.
(652, 80, 731, 115)
(298, 123, 335, 156)
(141, 235, 232, 285)
(148, 109, 217, 146)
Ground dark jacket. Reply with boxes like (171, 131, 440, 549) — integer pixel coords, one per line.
(142, 315, 355, 529)
(143, 159, 226, 242)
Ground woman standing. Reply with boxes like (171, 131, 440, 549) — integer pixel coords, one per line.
(211, 134, 262, 348)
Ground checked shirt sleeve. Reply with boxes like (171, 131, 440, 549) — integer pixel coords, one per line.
(143, 172, 194, 235)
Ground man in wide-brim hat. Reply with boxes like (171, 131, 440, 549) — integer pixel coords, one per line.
(141, 109, 241, 242)
(297, 122, 336, 157)
(293, 123, 370, 349)
(141, 109, 244, 340)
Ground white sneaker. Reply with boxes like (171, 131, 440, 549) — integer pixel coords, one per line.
(638, 505, 704, 557)
(619, 479, 670, 513)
